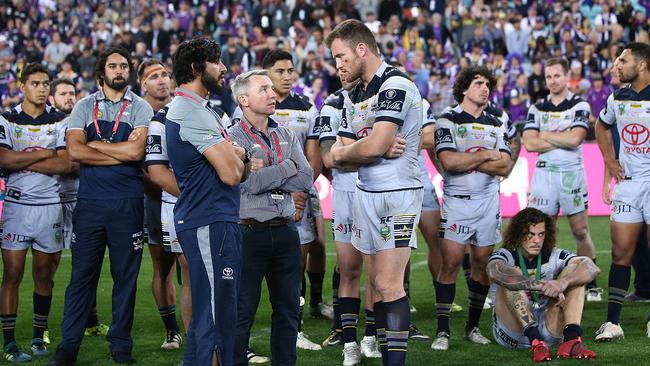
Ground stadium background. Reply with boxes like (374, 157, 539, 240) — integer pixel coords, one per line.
(1, 0, 650, 364)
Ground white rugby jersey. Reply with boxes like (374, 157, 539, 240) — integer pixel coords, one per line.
(524, 92, 590, 170)
(318, 89, 357, 192)
(418, 99, 435, 184)
(489, 247, 577, 309)
(599, 85, 650, 180)
(434, 105, 511, 196)
(338, 62, 423, 192)
(145, 104, 230, 204)
(232, 92, 318, 149)
(0, 106, 66, 205)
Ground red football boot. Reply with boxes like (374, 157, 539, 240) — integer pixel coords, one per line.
(556, 337, 596, 359)
(531, 339, 552, 363)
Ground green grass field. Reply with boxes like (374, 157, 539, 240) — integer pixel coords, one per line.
(4, 216, 649, 365)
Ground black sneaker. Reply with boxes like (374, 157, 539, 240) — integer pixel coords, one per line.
(321, 329, 342, 347)
(47, 349, 75, 366)
(111, 351, 135, 364)
(408, 323, 431, 341)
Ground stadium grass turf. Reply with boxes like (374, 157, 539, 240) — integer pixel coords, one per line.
(4, 216, 648, 365)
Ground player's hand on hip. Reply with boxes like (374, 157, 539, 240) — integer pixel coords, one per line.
(292, 191, 308, 210)
(384, 136, 406, 159)
(294, 208, 304, 221)
(250, 158, 264, 172)
(605, 159, 625, 182)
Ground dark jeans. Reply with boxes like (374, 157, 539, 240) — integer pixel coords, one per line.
(633, 226, 650, 297)
(57, 198, 144, 357)
(233, 222, 301, 366)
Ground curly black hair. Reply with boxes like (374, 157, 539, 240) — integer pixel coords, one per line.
(95, 47, 133, 86)
(502, 208, 556, 254)
(172, 37, 222, 85)
(451, 65, 496, 103)
(20, 63, 49, 84)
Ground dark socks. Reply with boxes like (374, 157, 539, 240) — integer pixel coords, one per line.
(607, 264, 631, 324)
(523, 323, 543, 344)
(364, 309, 376, 337)
(563, 324, 583, 342)
(434, 281, 456, 334)
(159, 305, 180, 333)
(307, 271, 324, 306)
(384, 296, 410, 365)
(339, 297, 360, 343)
(466, 279, 489, 330)
(1, 314, 17, 347)
(374, 301, 387, 359)
(32, 293, 52, 340)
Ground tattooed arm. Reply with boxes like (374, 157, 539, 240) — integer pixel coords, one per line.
(486, 260, 543, 292)
(320, 139, 359, 171)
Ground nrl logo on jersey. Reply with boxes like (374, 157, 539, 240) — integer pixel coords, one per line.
(618, 103, 626, 116)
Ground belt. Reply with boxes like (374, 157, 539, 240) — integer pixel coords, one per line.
(239, 218, 289, 227)
(452, 194, 471, 200)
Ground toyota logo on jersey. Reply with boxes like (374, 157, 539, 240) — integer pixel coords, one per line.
(622, 123, 649, 145)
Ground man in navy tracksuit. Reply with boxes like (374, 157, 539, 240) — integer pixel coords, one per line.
(166, 37, 251, 366)
(49, 47, 153, 365)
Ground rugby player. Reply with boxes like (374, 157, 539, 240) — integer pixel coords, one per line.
(326, 19, 424, 365)
(595, 42, 650, 341)
(522, 57, 600, 302)
(432, 65, 513, 351)
(0, 63, 69, 362)
(487, 207, 598, 362)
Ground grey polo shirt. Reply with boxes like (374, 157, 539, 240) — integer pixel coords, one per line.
(67, 87, 152, 199)
(228, 116, 313, 222)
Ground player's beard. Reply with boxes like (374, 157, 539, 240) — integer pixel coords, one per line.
(57, 104, 73, 114)
(105, 75, 129, 91)
(201, 70, 223, 94)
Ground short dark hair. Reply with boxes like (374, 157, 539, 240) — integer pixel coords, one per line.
(20, 63, 49, 84)
(452, 65, 496, 103)
(502, 208, 556, 254)
(325, 19, 379, 57)
(623, 42, 650, 70)
(172, 37, 222, 85)
(262, 49, 293, 69)
(49, 78, 75, 96)
(545, 57, 569, 74)
(137, 58, 164, 82)
(95, 47, 133, 86)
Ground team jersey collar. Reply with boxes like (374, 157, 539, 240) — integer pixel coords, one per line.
(96, 86, 133, 103)
(174, 87, 209, 107)
(14, 103, 51, 120)
(625, 83, 650, 98)
(545, 91, 574, 105)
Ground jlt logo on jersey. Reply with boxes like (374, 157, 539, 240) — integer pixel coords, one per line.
(446, 223, 470, 234)
(335, 223, 353, 234)
(351, 224, 362, 239)
(612, 203, 632, 214)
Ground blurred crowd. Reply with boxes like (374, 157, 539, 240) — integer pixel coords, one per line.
(1, 0, 650, 138)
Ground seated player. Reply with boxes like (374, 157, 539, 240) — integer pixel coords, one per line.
(486, 208, 599, 362)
